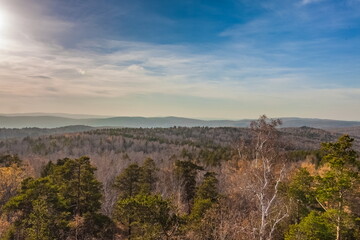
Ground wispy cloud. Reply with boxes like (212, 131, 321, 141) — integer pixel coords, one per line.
(0, 0, 359, 120)
(301, 0, 323, 5)
(2, 34, 359, 118)
(1, 36, 312, 98)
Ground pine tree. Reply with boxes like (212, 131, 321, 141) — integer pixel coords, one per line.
(175, 160, 204, 214)
(195, 172, 219, 202)
(316, 135, 359, 240)
(3, 157, 114, 240)
(114, 163, 142, 199)
(187, 172, 219, 238)
(51, 157, 102, 216)
(285, 211, 335, 240)
(26, 197, 56, 240)
(287, 168, 316, 221)
(3, 177, 68, 239)
(286, 135, 360, 240)
(140, 158, 158, 194)
(114, 161, 160, 239)
(115, 194, 177, 240)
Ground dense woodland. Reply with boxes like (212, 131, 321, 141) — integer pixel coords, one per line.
(0, 115, 359, 239)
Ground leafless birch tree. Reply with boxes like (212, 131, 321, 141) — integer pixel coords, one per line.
(237, 115, 289, 240)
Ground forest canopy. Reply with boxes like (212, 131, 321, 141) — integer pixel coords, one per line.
(0, 116, 359, 239)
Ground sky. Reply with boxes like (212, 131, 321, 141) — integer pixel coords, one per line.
(0, 0, 359, 120)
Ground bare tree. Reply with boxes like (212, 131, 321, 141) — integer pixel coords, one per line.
(237, 115, 289, 240)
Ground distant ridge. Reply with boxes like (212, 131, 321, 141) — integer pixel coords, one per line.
(0, 112, 114, 119)
(0, 114, 360, 129)
(0, 125, 95, 139)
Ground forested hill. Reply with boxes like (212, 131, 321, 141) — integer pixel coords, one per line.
(1, 125, 360, 149)
(1, 115, 360, 128)
(1, 119, 359, 239)
(0, 125, 351, 191)
(0, 125, 95, 139)
(1, 126, 358, 172)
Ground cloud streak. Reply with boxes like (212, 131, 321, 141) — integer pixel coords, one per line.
(0, 36, 312, 98)
(301, 0, 323, 5)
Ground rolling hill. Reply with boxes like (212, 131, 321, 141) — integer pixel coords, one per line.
(0, 114, 359, 129)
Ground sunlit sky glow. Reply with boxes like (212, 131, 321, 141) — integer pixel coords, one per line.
(0, 0, 359, 120)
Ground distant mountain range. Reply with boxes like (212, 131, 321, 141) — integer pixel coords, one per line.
(2, 112, 114, 119)
(0, 114, 360, 129)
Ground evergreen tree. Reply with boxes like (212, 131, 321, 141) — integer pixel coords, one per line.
(51, 157, 112, 239)
(2, 157, 113, 240)
(287, 168, 316, 221)
(51, 157, 102, 216)
(114, 163, 142, 199)
(3, 177, 68, 239)
(115, 194, 177, 240)
(140, 158, 158, 194)
(285, 211, 335, 240)
(175, 160, 204, 214)
(188, 172, 219, 236)
(114, 160, 160, 239)
(316, 135, 359, 240)
(40, 161, 55, 177)
(26, 197, 57, 240)
(195, 172, 219, 203)
(287, 135, 360, 240)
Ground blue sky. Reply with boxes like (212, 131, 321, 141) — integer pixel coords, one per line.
(0, 0, 359, 120)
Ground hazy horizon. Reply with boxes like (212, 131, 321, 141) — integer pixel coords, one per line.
(1, 0, 359, 120)
(1, 112, 360, 122)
